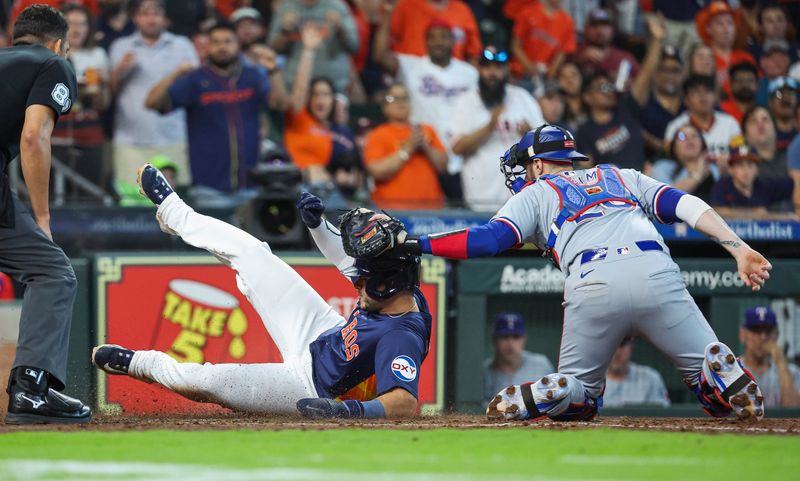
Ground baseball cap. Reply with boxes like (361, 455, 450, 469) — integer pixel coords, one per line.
(587, 9, 612, 25)
(696, 1, 737, 46)
(493, 312, 526, 337)
(728, 135, 760, 165)
(230, 7, 262, 24)
(425, 19, 453, 36)
(743, 306, 777, 331)
(768, 76, 799, 96)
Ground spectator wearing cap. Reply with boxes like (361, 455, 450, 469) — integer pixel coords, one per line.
(363, 83, 447, 210)
(743, 105, 788, 178)
(145, 22, 290, 206)
(640, 44, 685, 158)
(231, 7, 266, 51)
(720, 62, 759, 124)
(109, 0, 199, 203)
(449, 47, 544, 211)
(483, 313, 554, 406)
(651, 0, 703, 57)
(750, 4, 799, 65)
(664, 75, 741, 164)
(695, 1, 757, 99)
(374, 13, 478, 202)
(573, 8, 640, 79)
(767, 77, 799, 153)
(756, 41, 793, 106)
(710, 135, 796, 219)
(651, 124, 719, 200)
(268, 0, 359, 93)
(739, 306, 800, 408)
(388, 0, 482, 62)
(509, 0, 576, 81)
(576, 14, 666, 170)
(603, 337, 670, 408)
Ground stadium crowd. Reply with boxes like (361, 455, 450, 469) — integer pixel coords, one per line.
(1, 0, 799, 215)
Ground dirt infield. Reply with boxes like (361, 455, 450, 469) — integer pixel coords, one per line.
(1, 414, 798, 435)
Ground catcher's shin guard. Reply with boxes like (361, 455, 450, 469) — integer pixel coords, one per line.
(689, 342, 764, 420)
(486, 373, 597, 421)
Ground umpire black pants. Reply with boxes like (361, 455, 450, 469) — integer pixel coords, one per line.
(0, 197, 76, 390)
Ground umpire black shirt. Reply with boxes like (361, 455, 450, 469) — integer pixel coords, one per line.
(0, 43, 76, 227)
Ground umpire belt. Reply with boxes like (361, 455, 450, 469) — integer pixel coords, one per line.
(577, 240, 663, 267)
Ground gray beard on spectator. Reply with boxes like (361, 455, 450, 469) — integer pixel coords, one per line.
(479, 78, 506, 108)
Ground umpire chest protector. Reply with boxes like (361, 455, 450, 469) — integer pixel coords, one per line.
(541, 164, 639, 267)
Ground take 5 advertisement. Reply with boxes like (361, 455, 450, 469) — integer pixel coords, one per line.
(95, 254, 447, 415)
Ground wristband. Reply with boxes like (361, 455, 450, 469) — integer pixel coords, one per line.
(398, 149, 410, 162)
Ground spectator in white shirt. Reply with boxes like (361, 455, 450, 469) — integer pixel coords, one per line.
(664, 74, 741, 168)
(373, 10, 478, 202)
(603, 337, 670, 408)
(450, 46, 544, 211)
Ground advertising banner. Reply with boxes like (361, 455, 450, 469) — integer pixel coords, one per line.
(95, 255, 446, 415)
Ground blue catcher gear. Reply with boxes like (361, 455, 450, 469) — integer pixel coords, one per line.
(502, 125, 589, 194)
(353, 251, 420, 300)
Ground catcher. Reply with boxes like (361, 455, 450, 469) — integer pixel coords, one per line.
(92, 164, 431, 419)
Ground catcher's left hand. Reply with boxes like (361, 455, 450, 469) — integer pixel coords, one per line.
(339, 208, 407, 259)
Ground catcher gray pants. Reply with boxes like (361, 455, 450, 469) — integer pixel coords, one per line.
(559, 247, 718, 399)
(2, 198, 77, 390)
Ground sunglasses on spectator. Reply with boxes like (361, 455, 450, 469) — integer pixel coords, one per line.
(385, 94, 410, 103)
(658, 66, 682, 75)
(481, 49, 508, 64)
(593, 82, 615, 93)
(676, 130, 700, 142)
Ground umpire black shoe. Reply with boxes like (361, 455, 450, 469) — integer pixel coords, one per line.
(92, 344, 135, 375)
(137, 163, 174, 205)
(5, 366, 91, 425)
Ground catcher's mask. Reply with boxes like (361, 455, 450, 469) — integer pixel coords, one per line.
(502, 124, 588, 193)
(353, 252, 420, 301)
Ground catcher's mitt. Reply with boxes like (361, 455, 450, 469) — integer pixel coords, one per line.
(339, 208, 407, 259)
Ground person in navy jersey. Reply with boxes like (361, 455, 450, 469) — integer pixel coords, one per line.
(145, 22, 289, 201)
(93, 166, 430, 419)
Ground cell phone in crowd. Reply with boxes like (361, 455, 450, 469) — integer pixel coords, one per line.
(615, 59, 631, 92)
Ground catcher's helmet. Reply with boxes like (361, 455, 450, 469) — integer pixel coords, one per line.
(353, 252, 420, 301)
(502, 124, 588, 193)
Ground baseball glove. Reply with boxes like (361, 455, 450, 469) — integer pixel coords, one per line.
(339, 208, 407, 259)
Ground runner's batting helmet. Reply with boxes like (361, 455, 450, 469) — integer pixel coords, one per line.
(353, 252, 420, 300)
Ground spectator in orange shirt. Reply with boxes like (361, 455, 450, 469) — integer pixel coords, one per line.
(364, 83, 448, 210)
(389, 0, 482, 62)
(695, 1, 756, 98)
(510, 0, 576, 80)
(284, 24, 362, 195)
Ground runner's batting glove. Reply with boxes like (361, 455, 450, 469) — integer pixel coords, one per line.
(297, 192, 325, 228)
(297, 398, 364, 418)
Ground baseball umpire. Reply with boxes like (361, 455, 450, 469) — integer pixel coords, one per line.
(92, 164, 431, 418)
(364, 124, 771, 422)
(2, 5, 90, 424)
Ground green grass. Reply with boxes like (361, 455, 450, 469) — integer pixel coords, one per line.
(0, 428, 797, 481)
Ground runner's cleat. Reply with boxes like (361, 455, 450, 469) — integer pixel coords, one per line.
(702, 342, 764, 421)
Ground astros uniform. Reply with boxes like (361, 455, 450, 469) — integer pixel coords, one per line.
(493, 164, 719, 398)
(127, 196, 431, 412)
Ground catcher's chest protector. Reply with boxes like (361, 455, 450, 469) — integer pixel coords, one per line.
(541, 165, 639, 265)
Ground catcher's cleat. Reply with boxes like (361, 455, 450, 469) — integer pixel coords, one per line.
(92, 344, 135, 375)
(137, 164, 175, 205)
(702, 342, 764, 421)
(486, 374, 574, 421)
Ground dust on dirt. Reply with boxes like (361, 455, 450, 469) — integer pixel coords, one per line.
(1, 413, 798, 435)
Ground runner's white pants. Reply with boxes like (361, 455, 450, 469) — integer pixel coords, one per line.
(128, 194, 346, 413)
